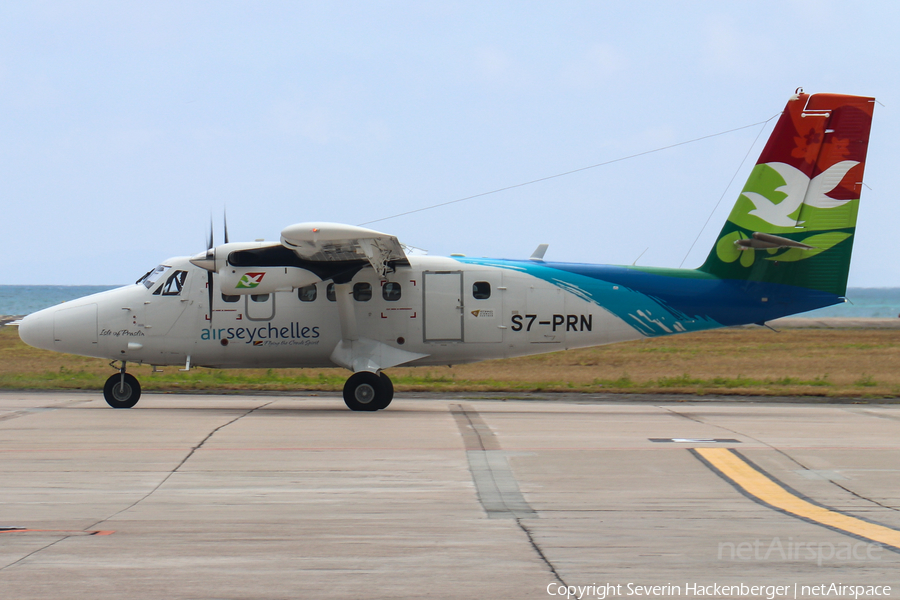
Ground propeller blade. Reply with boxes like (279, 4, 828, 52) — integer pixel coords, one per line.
(223, 209, 230, 244)
(203, 217, 216, 324)
(207, 270, 215, 325)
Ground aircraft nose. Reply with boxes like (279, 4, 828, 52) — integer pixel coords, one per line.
(17, 309, 55, 351)
(18, 303, 98, 354)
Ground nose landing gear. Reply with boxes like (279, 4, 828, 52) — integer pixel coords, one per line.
(103, 361, 141, 408)
(342, 372, 394, 411)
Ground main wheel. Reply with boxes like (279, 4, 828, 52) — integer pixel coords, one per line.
(343, 372, 386, 412)
(103, 373, 141, 409)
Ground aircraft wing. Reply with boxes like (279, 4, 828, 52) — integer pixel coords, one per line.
(280, 222, 409, 277)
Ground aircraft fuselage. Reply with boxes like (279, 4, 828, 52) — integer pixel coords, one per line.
(22, 253, 839, 372)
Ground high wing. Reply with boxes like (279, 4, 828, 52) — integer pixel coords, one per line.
(196, 222, 412, 292)
(279, 222, 409, 278)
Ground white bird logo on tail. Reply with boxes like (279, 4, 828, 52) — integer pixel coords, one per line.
(741, 160, 859, 227)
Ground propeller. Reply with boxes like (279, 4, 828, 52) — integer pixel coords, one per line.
(189, 213, 230, 326)
(207, 218, 215, 325)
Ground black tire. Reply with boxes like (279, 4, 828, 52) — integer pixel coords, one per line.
(343, 372, 384, 412)
(103, 373, 141, 409)
(375, 373, 394, 410)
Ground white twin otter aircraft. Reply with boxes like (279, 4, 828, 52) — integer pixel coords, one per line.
(19, 92, 874, 411)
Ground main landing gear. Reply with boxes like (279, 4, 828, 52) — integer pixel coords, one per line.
(99, 362, 390, 412)
(343, 372, 394, 411)
(103, 361, 141, 409)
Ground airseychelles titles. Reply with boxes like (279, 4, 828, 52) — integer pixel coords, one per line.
(201, 322, 320, 344)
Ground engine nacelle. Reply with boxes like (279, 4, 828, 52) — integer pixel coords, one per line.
(218, 266, 321, 296)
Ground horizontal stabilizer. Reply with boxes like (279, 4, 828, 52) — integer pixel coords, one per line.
(735, 232, 815, 251)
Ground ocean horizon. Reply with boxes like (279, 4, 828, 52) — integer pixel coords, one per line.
(0, 285, 122, 317)
(2, 285, 900, 320)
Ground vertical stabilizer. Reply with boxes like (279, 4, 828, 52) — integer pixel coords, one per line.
(699, 92, 874, 296)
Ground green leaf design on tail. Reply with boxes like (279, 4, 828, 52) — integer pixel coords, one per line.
(716, 231, 744, 263)
(715, 231, 755, 267)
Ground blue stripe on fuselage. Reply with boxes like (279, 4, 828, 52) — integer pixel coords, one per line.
(457, 258, 841, 337)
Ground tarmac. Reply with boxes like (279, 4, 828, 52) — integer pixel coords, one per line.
(1, 391, 900, 600)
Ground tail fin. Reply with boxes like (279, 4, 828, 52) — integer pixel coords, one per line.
(699, 92, 874, 296)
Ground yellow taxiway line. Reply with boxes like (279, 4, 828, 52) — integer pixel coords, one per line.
(693, 447, 900, 551)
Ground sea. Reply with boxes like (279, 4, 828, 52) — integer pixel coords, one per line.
(2, 285, 900, 319)
(1, 285, 121, 317)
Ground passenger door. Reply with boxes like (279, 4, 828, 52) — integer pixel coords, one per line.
(423, 271, 463, 342)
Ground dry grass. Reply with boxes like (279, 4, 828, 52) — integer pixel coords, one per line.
(2, 326, 899, 397)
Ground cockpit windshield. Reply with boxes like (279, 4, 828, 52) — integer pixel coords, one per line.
(154, 270, 188, 296)
(136, 265, 171, 289)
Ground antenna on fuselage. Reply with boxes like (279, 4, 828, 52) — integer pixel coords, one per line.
(530, 244, 549, 261)
(632, 247, 649, 266)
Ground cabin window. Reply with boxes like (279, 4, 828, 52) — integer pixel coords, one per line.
(251, 294, 270, 302)
(298, 284, 317, 302)
(382, 282, 401, 301)
(473, 281, 491, 300)
(326, 283, 336, 302)
(153, 270, 188, 296)
(222, 293, 240, 303)
(353, 282, 372, 302)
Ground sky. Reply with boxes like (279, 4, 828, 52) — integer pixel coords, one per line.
(3, 1, 900, 286)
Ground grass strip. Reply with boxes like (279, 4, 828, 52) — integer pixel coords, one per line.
(2, 326, 900, 398)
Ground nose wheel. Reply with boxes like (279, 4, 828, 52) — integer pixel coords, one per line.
(103, 371, 141, 409)
(343, 372, 394, 411)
